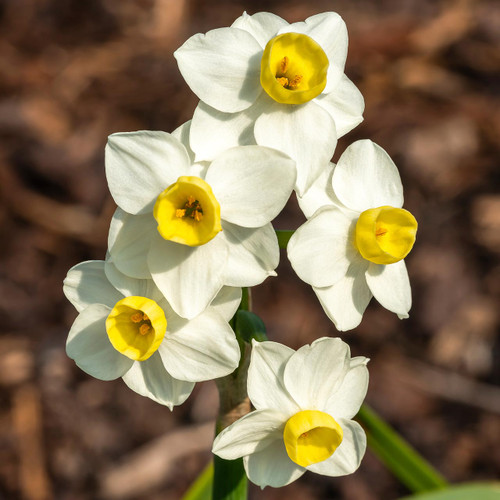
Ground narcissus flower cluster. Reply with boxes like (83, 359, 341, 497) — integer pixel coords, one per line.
(63, 9, 417, 490)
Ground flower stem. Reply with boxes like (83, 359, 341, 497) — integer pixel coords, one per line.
(275, 229, 294, 249)
(356, 404, 448, 493)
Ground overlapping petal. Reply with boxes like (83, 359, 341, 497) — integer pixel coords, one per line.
(206, 146, 296, 227)
(366, 260, 411, 318)
(174, 27, 263, 113)
(209, 286, 242, 322)
(122, 353, 195, 410)
(296, 163, 336, 218)
(247, 341, 299, 415)
(221, 222, 279, 287)
(333, 140, 404, 212)
(254, 100, 336, 195)
(66, 304, 133, 381)
(231, 11, 288, 49)
(105, 131, 190, 214)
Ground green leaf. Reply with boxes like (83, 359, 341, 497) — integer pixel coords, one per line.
(235, 310, 268, 343)
(212, 456, 247, 500)
(275, 229, 294, 249)
(399, 482, 500, 500)
(182, 462, 213, 500)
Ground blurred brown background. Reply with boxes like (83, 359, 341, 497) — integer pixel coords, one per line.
(0, 0, 499, 499)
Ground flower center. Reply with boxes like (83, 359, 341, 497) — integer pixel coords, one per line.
(153, 176, 222, 247)
(105, 296, 167, 361)
(283, 410, 343, 467)
(260, 33, 329, 105)
(355, 206, 418, 265)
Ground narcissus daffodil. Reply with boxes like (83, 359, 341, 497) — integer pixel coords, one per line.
(63, 259, 241, 409)
(105, 123, 296, 319)
(174, 11, 364, 195)
(288, 140, 418, 331)
(212, 338, 368, 488)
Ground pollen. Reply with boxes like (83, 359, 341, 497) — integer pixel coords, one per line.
(375, 227, 388, 237)
(275, 56, 303, 90)
(176, 196, 204, 222)
(130, 312, 143, 323)
(280, 56, 289, 73)
(139, 324, 151, 335)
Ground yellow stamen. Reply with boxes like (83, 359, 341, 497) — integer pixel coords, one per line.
(288, 75, 303, 89)
(139, 324, 151, 336)
(280, 56, 289, 73)
(176, 208, 186, 218)
(130, 312, 143, 323)
(276, 76, 289, 87)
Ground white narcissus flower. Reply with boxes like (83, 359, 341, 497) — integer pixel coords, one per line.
(288, 140, 418, 331)
(105, 123, 296, 319)
(63, 259, 242, 409)
(212, 338, 368, 488)
(174, 11, 364, 195)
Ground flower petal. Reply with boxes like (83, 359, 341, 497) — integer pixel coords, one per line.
(315, 74, 365, 137)
(313, 258, 372, 332)
(254, 100, 336, 196)
(248, 340, 299, 415)
(324, 362, 369, 420)
(212, 409, 286, 460)
(122, 353, 195, 410)
(206, 146, 296, 227)
(365, 260, 411, 317)
(221, 221, 279, 287)
(147, 233, 228, 319)
(158, 309, 240, 381)
(209, 286, 242, 322)
(306, 419, 366, 476)
(171, 120, 195, 163)
(66, 304, 133, 381)
(64, 260, 123, 311)
(279, 12, 348, 93)
(189, 98, 262, 162)
(288, 206, 358, 288)
(283, 338, 351, 409)
(105, 131, 190, 215)
(108, 208, 156, 279)
(244, 438, 305, 488)
(174, 27, 263, 113)
(296, 162, 336, 218)
(231, 11, 287, 49)
(333, 140, 404, 212)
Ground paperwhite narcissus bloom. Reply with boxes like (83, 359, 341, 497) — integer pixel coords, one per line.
(105, 126, 296, 319)
(288, 140, 418, 331)
(212, 338, 368, 488)
(63, 259, 242, 409)
(174, 11, 364, 195)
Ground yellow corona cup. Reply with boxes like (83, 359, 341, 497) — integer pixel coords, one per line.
(283, 410, 343, 467)
(153, 176, 222, 247)
(106, 296, 167, 361)
(355, 206, 418, 265)
(260, 33, 329, 104)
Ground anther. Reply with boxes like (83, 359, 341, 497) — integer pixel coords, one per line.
(130, 312, 143, 323)
(276, 77, 289, 87)
(139, 324, 151, 335)
(176, 208, 186, 218)
(280, 56, 289, 73)
(288, 75, 303, 89)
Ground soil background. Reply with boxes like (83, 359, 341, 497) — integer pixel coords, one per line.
(0, 0, 499, 499)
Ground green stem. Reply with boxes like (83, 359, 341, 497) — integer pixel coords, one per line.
(356, 405, 448, 493)
(275, 229, 294, 249)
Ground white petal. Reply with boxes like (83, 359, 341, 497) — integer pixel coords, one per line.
(231, 11, 287, 49)
(287, 207, 358, 288)
(189, 99, 261, 162)
(209, 286, 242, 322)
(221, 221, 279, 287)
(174, 27, 263, 113)
(324, 364, 369, 420)
(283, 337, 350, 410)
(105, 131, 190, 215)
(148, 233, 227, 319)
(248, 340, 299, 415)
(103, 259, 162, 302)
(333, 140, 404, 212)
(122, 353, 195, 410)
(254, 100, 337, 196)
(108, 208, 156, 279)
(66, 304, 133, 381)
(244, 438, 305, 488)
(212, 409, 286, 460)
(63, 260, 123, 311)
(206, 146, 296, 227)
(365, 260, 411, 317)
(279, 12, 348, 93)
(315, 74, 365, 138)
(313, 258, 372, 332)
(306, 419, 366, 476)
(158, 310, 240, 381)
(296, 162, 336, 218)
(171, 120, 195, 163)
